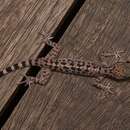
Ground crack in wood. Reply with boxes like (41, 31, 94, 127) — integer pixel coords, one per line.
(0, 0, 86, 128)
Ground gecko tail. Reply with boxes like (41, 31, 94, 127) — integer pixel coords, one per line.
(0, 60, 36, 77)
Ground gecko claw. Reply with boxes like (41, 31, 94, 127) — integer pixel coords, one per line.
(38, 31, 53, 41)
(18, 73, 35, 86)
(38, 31, 57, 47)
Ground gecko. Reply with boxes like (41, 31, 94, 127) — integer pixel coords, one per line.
(0, 32, 130, 94)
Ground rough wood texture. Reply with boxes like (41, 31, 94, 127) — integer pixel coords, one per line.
(0, 0, 74, 112)
(3, 0, 130, 129)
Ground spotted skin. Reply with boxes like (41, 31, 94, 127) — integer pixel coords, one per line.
(1, 56, 129, 80)
(0, 35, 129, 93)
(0, 53, 129, 94)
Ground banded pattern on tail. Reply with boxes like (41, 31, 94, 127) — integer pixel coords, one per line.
(0, 60, 35, 77)
(0, 57, 54, 78)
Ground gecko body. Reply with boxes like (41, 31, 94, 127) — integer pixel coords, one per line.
(0, 33, 129, 93)
(0, 57, 130, 80)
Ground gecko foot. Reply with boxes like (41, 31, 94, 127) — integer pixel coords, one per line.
(18, 74, 36, 86)
(38, 31, 55, 46)
(94, 82, 113, 94)
(101, 48, 126, 63)
(39, 31, 57, 47)
(39, 31, 53, 40)
(18, 68, 51, 87)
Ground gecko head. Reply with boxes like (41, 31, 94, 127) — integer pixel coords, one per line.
(111, 61, 130, 80)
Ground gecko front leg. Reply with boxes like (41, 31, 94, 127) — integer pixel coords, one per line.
(94, 81, 113, 94)
(99, 48, 126, 65)
(93, 77, 113, 94)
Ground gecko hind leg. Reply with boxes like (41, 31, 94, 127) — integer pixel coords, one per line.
(38, 31, 53, 43)
(18, 69, 51, 87)
(45, 43, 62, 59)
(38, 31, 58, 48)
(39, 31, 62, 59)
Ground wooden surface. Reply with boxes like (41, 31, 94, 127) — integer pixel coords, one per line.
(2, 0, 130, 129)
(0, 0, 74, 113)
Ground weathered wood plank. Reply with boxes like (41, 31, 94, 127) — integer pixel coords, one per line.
(3, 0, 130, 129)
(0, 0, 74, 112)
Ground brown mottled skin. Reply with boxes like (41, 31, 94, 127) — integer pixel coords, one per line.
(0, 37, 129, 93)
(0, 57, 130, 80)
(111, 61, 130, 80)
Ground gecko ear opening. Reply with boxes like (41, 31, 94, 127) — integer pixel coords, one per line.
(126, 57, 130, 63)
(126, 60, 130, 63)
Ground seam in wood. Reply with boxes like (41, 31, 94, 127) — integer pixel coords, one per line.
(0, 0, 86, 128)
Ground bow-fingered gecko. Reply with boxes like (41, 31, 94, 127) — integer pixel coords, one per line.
(0, 33, 129, 94)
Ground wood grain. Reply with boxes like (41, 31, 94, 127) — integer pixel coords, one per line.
(0, 0, 74, 112)
(3, 0, 130, 129)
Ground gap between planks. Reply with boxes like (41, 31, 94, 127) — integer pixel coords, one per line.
(0, 0, 86, 128)
(3, 0, 130, 129)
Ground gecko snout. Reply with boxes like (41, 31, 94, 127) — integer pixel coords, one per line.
(111, 62, 130, 80)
